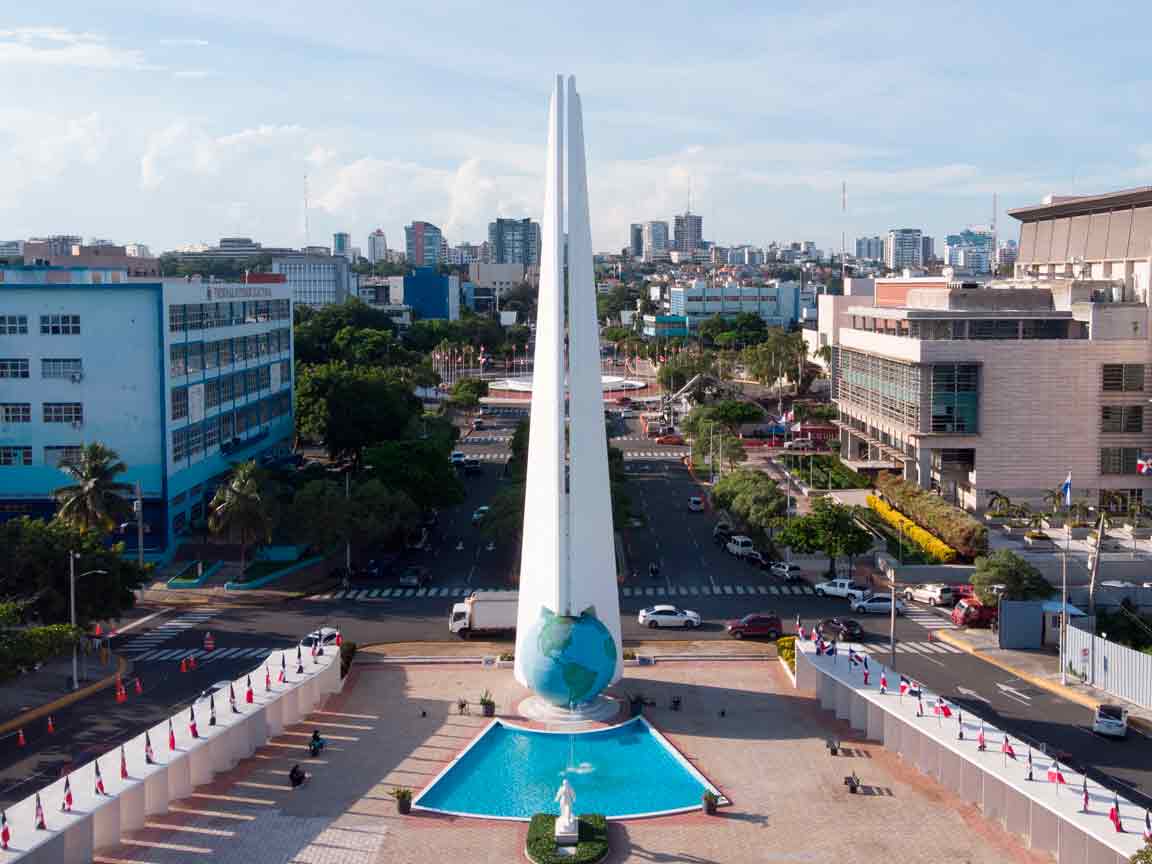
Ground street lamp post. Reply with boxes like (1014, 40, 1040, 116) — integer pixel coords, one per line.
(69, 553, 108, 691)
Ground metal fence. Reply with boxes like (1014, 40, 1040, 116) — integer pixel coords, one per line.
(1066, 623, 1152, 709)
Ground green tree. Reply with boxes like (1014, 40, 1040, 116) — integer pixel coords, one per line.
(683, 400, 764, 440)
(53, 443, 133, 533)
(364, 440, 466, 510)
(1130, 838, 1152, 864)
(482, 481, 527, 549)
(711, 469, 787, 540)
(656, 352, 714, 391)
(208, 461, 274, 572)
(295, 362, 422, 465)
(293, 299, 395, 365)
(971, 550, 1052, 603)
(777, 496, 873, 575)
(451, 377, 490, 408)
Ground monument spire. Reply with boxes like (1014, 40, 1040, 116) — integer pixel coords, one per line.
(514, 76, 623, 705)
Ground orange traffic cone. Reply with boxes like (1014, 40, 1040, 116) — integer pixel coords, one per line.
(179, 658, 187, 673)
(17, 730, 25, 747)
(188, 656, 197, 670)
(134, 678, 143, 695)
(46, 717, 55, 735)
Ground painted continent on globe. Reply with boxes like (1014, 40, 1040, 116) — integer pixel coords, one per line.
(523, 606, 617, 706)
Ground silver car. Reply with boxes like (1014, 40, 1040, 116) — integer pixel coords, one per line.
(1091, 704, 1128, 739)
(637, 605, 702, 629)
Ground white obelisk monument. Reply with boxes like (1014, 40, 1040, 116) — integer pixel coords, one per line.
(513, 76, 622, 717)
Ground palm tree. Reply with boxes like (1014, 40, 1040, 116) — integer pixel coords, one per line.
(985, 490, 1011, 516)
(54, 443, 133, 533)
(1042, 487, 1065, 516)
(208, 461, 273, 573)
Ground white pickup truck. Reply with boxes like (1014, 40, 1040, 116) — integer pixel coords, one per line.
(725, 535, 758, 558)
(813, 578, 871, 602)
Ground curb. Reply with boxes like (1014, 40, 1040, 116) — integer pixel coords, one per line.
(935, 630, 1152, 736)
(0, 655, 129, 737)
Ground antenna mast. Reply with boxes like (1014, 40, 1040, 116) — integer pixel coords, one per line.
(991, 191, 998, 275)
(841, 180, 847, 284)
(304, 173, 310, 247)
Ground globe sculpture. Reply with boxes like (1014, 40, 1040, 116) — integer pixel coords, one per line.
(522, 607, 617, 707)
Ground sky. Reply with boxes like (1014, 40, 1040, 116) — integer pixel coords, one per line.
(2, 1, 1152, 258)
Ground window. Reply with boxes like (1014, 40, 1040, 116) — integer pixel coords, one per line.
(173, 428, 189, 461)
(205, 378, 220, 409)
(929, 363, 980, 433)
(0, 315, 28, 335)
(220, 374, 235, 402)
(1101, 405, 1144, 434)
(0, 403, 31, 423)
(204, 415, 220, 449)
(170, 344, 187, 376)
(41, 358, 83, 379)
(220, 410, 234, 441)
(43, 402, 83, 424)
(44, 445, 83, 466)
(39, 314, 80, 335)
(187, 423, 203, 456)
(1102, 363, 1145, 392)
(172, 387, 188, 420)
(187, 342, 203, 373)
(0, 446, 32, 466)
(218, 338, 232, 367)
(204, 341, 218, 369)
(169, 304, 187, 332)
(0, 359, 29, 378)
(1100, 447, 1141, 475)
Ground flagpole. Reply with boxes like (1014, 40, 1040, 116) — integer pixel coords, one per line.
(1061, 471, 1070, 685)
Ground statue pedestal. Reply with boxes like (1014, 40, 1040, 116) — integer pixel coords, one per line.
(519, 694, 620, 725)
(554, 816, 579, 846)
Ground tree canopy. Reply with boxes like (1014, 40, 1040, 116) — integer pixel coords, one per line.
(777, 496, 874, 575)
(971, 550, 1052, 603)
(711, 469, 787, 541)
(53, 443, 133, 533)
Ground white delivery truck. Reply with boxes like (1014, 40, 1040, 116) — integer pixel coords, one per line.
(449, 590, 519, 638)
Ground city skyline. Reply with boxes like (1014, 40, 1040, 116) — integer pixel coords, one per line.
(3, 3, 1152, 256)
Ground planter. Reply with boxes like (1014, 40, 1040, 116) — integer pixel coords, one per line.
(702, 792, 719, 815)
(1124, 523, 1152, 539)
(1024, 535, 1053, 548)
(481, 702, 495, 717)
(396, 797, 411, 815)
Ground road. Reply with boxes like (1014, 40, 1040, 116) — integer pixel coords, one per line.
(4, 412, 1150, 811)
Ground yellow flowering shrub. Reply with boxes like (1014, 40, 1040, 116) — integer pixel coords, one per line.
(867, 495, 958, 563)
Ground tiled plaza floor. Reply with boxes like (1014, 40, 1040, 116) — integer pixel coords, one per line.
(96, 661, 1051, 864)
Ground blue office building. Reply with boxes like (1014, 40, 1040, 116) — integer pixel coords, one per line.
(0, 266, 294, 558)
(402, 268, 460, 321)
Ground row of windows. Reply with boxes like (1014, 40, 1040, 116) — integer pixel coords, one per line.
(1100, 405, 1144, 434)
(1102, 364, 1144, 392)
(168, 299, 290, 332)
(0, 358, 83, 379)
(0, 314, 81, 335)
(1101, 448, 1146, 475)
(0, 446, 32, 466)
(171, 362, 288, 420)
(0, 402, 83, 424)
(169, 328, 290, 376)
(171, 394, 291, 461)
(832, 348, 923, 429)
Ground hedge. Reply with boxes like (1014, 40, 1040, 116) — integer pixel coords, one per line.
(874, 473, 987, 559)
(526, 814, 608, 864)
(867, 495, 957, 563)
(776, 636, 796, 672)
(0, 625, 80, 682)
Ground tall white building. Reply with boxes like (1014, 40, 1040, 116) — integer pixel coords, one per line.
(673, 211, 703, 255)
(642, 221, 669, 262)
(367, 229, 388, 264)
(855, 236, 884, 260)
(885, 228, 923, 269)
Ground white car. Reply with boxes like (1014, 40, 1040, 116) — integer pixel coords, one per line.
(903, 583, 955, 606)
(301, 627, 340, 648)
(637, 605, 701, 629)
(471, 505, 490, 525)
(784, 438, 815, 450)
(770, 562, 804, 582)
(450, 451, 466, 465)
(688, 496, 704, 512)
(1091, 704, 1128, 738)
(852, 594, 906, 616)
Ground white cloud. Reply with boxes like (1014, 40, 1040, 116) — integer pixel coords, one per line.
(158, 37, 210, 47)
(139, 121, 304, 190)
(0, 27, 157, 71)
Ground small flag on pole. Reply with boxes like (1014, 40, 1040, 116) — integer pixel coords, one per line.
(230, 683, 239, 713)
(1, 809, 9, 848)
(1002, 736, 1016, 761)
(189, 706, 199, 739)
(94, 760, 105, 795)
(1061, 471, 1072, 507)
(246, 675, 254, 703)
(1143, 808, 1150, 841)
(60, 776, 72, 812)
(296, 645, 304, 674)
(34, 793, 45, 830)
(879, 671, 887, 694)
(145, 731, 155, 764)
(862, 656, 870, 685)
(168, 719, 176, 751)
(1109, 794, 1124, 832)
(209, 694, 217, 726)
(1082, 777, 1090, 812)
(1047, 761, 1066, 785)
(1026, 748, 1034, 781)
(265, 665, 271, 691)
(279, 653, 287, 683)
(848, 650, 861, 667)
(933, 699, 952, 719)
(978, 722, 986, 751)
(957, 710, 964, 740)
(121, 745, 128, 780)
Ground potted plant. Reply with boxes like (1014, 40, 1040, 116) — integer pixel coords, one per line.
(479, 689, 496, 717)
(629, 692, 646, 717)
(702, 791, 719, 814)
(391, 787, 413, 814)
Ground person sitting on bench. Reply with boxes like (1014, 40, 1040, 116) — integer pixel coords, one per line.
(289, 764, 307, 788)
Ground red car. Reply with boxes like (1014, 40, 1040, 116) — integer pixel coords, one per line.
(725, 613, 782, 640)
(655, 434, 684, 445)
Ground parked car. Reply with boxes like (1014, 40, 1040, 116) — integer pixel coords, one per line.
(618, 409, 636, 419)
(743, 550, 771, 567)
(784, 438, 815, 450)
(300, 627, 340, 648)
(951, 597, 998, 628)
(725, 535, 758, 558)
(471, 505, 490, 525)
(725, 613, 782, 640)
(637, 605, 702, 629)
(472, 418, 485, 430)
(450, 451, 467, 465)
(817, 617, 863, 641)
(813, 578, 871, 600)
(688, 496, 705, 512)
(655, 434, 684, 445)
(903, 583, 955, 606)
(463, 457, 483, 475)
(852, 594, 906, 616)
(1091, 704, 1129, 739)
(398, 566, 431, 588)
(770, 562, 804, 582)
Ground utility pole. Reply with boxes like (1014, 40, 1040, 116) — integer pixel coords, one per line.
(1087, 510, 1105, 685)
(134, 480, 145, 571)
(69, 552, 78, 691)
(345, 470, 352, 574)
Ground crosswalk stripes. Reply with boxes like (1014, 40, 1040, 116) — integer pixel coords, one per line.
(311, 583, 825, 603)
(622, 451, 687, 460)
(619, 584, 816, 598)
(856, 641, 962, 655)
(118, 608, 221, 657)
(902, 607, 957, 630)
(132, 645, 284, 664)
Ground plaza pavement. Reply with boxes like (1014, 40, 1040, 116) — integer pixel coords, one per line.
(95, 659, 1053, 864)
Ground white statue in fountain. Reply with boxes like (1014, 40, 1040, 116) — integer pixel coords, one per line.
(554, 778, 578, 845)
